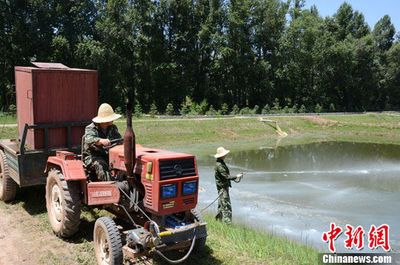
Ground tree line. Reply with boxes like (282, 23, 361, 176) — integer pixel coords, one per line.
(1, 0, 400, 114)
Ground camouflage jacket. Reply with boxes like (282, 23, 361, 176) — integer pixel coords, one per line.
(83, 122, 121, 165)
(215, 158, 236, 190)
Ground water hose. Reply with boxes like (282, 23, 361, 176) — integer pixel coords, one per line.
(200, 172, 244, 214)
(199, 191, 223, 214)
(153, 227, 197, 264)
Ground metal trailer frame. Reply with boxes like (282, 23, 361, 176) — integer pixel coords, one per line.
(0, 121, 90, 187)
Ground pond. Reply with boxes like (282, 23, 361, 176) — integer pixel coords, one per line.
(197, 142, 400, 252)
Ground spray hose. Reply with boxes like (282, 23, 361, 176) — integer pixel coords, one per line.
(200, 172, 245, 214)
(200, 191, 223, 214)
(153, 226, 197, 264)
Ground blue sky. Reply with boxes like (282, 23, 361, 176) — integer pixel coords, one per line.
(304, 0, 400, 33)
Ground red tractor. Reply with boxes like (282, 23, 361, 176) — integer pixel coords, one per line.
(0, 64, 207, 264)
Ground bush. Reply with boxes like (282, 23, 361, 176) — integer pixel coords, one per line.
(315, 103, 323, 113)
(252, 105, 260, 114)
(134, 102, 143, 117)
(298, 104, 306, 113)
(8, 104, 16, 116)
(206, 105, 217, 115)
(165, 103, 174, 115)
(292, 104, 298, 113)
(198, 99, 209, 115)
(220, 103, 229, 115)
(230, 104, 240, 115)
(149, 102, 158, 117)
(239, 107, 251, 115)
(261, 104, 270, 114)
(329, 103, 336, 112)
(180, 104, 189, 115)
(180, 96, 193, 115)
(271, 98, 281, 113)
(282, 106, 290, 113)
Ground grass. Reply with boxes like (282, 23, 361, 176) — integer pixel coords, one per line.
(0, 113, 17, 124)
(200, 215, 317, 265)
(1, 113, 400, 264)
(2, 114, 400, 149)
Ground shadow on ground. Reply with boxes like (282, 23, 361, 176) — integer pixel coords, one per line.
(152, 245, 223, 265)
(17, 186, 47, 215)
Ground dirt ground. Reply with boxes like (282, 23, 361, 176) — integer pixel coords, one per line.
(0, 206, 67, 265)
(0, 209, 35, 265)
(0, 187, 96, 265)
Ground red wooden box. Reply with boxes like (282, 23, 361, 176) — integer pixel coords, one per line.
(15, 63, 98, 150)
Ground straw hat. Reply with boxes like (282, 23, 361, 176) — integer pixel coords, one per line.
(92, 103, 121, 123)
(214, 147, 230, 158)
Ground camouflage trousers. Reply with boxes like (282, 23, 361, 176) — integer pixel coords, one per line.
(215, 187, 232, 224)
(87, 156, 111, 181)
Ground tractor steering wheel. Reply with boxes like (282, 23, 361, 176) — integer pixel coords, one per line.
(103, 138, 123, 150)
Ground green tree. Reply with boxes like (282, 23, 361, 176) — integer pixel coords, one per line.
(165, 103, 175, 115)
(333, 3, 369, 40)
(220, 103, 229, 115)
(149, 102, 158, 117)
(180, 96, 193, 115)
(272, 98, 281, 113)
(373, 15, 395, 51)
(314, 103, 323, 113)
(134, 102, 143, 117)
(298, 104, 306, 113)
(230, 104, 239, 115)
(206, 105, 217, 115)
(261, 104, 270, 114)
(252, 105, 260, 114)
(384, 43, 400, 109)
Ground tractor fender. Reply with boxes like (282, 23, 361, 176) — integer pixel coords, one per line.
(46, 152, 86, 181)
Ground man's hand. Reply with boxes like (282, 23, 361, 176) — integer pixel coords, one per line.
(98, 139, 111, 147)
(235, 173, 243, 182)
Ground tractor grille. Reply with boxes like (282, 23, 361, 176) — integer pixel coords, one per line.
(159, 158, 196, 180)
(183, 197, 195, 205)
(144, 183, 153, 207)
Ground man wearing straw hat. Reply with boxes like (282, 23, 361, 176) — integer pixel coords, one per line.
(214, 147, 243, 224)
(83, 103, 122, 181)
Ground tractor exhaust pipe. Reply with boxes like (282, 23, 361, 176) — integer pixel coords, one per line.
(124, 101, 135, 178)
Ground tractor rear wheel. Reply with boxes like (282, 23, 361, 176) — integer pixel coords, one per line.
(94, 217, 123, 265)
(46, 169, 81, 237)
(0, 150, 17, 202)
(191, 208, 207, 251)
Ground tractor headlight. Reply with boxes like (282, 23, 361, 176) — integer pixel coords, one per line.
(182, 181, 197, 196)
(161, 184, 177, 199)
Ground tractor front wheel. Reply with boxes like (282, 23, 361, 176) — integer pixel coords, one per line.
(94, 217, 123, 265)
(0, 150, 17, 202)
(46, 169, 81, 237)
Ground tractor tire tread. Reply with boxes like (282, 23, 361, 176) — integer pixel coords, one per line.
(95, 217, 123, 265)
(0, 150, 17, 202)
(47, 169, 81, 238)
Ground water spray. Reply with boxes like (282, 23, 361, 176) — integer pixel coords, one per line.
(258, 118, 288, 137)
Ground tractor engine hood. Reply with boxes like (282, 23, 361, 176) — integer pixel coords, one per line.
(109, 144, 197, 173)
(109, 144, 199, 215)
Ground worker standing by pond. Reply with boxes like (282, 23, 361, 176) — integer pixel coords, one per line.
(214, 147, 243, 224)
